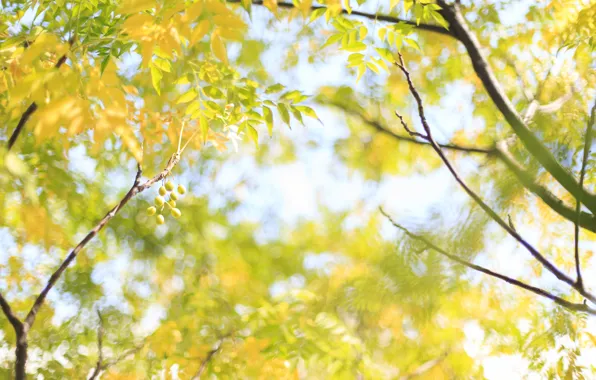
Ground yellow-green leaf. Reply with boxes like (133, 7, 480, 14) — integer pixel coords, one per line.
(177, 88, 198, 104)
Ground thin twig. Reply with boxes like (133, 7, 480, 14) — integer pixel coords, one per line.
(574, 101, 596, 289)
(380, 208, 596, 315)
(394, 53, 596, 305)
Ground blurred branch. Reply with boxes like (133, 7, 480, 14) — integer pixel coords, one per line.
(192, 334, 231, 380)
(495, 142, 596, 233)
(574, 101, 596, 289)
(394, 52, 596, 305)
(89, 310, 105, 380)
(399, 352, 448, 380)
(380, 208, 596, 315)
(7, 36, 75, 151)
(436, 1, 596, 214)
(226, 0, 453, 37)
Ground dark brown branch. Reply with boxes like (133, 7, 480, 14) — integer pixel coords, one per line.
(7, 36, 74, 151)
(399, 352, 448, 380)
(0, 293, 23, 332)
(380, 208, 596, 315)
(394, 53, 596, 305)
(89, 310, 105, 380)
(436, 1, 596, 214)
(14, 154, 180, 378)
(574, 101, 596, 289)
(226, 0, 453, 37)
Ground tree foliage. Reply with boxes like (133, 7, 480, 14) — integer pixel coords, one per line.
(1, 0, 596, 378)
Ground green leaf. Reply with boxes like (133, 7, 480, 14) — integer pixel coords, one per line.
(263, 105, 273, 136)
(100, 55, 110, 76)
(150, 65, 163, 95)
(153, 57, 171, 72)
(199, 114, 209, 143)
(290, 106, 304, 126)
(404, 37, 421, 51)
(248, 125, 259, 148)
(309, 7, 326, 23)
(265, 83, 285, 94)
(322, 33, 343, 49)
(277, 103, 291, 127)
(356, 63, 366, 82)
(366, 60, 380, 74)
(294, 105, 321, 124)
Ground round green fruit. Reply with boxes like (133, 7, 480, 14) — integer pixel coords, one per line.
(165, 180, 175, 191)
(156, 214, 165, 224)
(177, 184, 186, 194)
(168, 200, 176, 207)
(147, 206, 157, 216)
(159, 186, 167, 196)
(171, 208, 182, 218)
(170, 192, 179, 201)
(154, 196, 165, 206)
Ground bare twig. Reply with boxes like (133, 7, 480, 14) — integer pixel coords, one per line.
(394, 53, 596, 305)
(380, 208, 596, 315)
(574, 101, 596, 289)
(322, 100, 493, 154)
(7, 36, 75, 151)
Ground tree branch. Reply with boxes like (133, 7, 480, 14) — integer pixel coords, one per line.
(226, 0, 453, 37)
(13, 154, 180, 378)
(324, 100, 596, 232)
(0, 293, 23, 332)
(574, 101, 596, 289)
(321, 100, 494, 154)
(436, 1, 596, 214)
(7, 36, 74, 151)
(394, 53, 596, 305)
(380, 208, 596, 315)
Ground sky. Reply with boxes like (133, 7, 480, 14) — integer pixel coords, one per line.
(2, 0, 596, 378)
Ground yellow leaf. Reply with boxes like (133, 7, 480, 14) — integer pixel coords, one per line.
(118, 0, 154, 14)
(210, 31, 228, 64)
(191, 20, 210, 45)
(264, 0, 278, 14)
(185, 0, 204, 21)
(176, 88, 198, 104)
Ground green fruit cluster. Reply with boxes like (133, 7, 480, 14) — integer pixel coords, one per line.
(146, 180, 187, 225)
